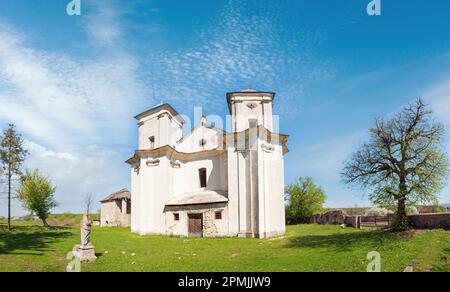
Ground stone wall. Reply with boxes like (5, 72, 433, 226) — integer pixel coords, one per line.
(408, 213, 450, 229)
(310, 210, 347, 225)
(344, 215, 361, 228)
(310, 211, 450, 230)
(164, 202, 229, 237)
(101, 200, 131, 227)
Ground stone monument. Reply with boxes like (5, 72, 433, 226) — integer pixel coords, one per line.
(73, 212, 97, 262)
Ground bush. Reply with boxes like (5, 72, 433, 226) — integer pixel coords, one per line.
(17, 169, 58, 226)
(285, 177, 327, 224)
(364, 207, 389, 217)
(433, 206, 443, 213)
(406, 205, 419, 215)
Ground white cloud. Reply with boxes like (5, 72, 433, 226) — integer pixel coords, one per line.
(21, 141, 129, 215)
(82, 0, 124, 48)
(0, 3, 147, 215)
(0, 24, 146, 150)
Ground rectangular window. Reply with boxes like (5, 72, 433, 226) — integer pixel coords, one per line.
(199, 168, 207, 188)
(174, 213, 180, 221)
(215, 211, 222, 220)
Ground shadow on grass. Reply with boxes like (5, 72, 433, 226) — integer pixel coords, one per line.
(0, 223, 73, 255)
(285, 229, 397, 252)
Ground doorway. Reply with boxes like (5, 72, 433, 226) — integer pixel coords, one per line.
(188, 213, 203, 237)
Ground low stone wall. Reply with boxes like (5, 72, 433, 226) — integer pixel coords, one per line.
(310, 211, 450, 230)
(310, 210, 347, 225)
(344, 215, 361, 228)
(408, 213, 450, 229)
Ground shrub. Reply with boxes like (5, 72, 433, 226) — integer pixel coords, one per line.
(406, 205, 419, 215)
(285, 177, 327, 224)
(364, 207, 389, 217)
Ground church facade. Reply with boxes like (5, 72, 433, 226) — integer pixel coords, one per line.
(126, 90, 289, 238)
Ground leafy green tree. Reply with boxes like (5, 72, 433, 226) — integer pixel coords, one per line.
(17, 170, 58, 226)
(342, 99, 449, 230)
(285, 177, 327, 224)
(0, 124, 28, 230)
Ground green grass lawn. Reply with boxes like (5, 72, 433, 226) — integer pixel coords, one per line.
(1, 221, 449, 272)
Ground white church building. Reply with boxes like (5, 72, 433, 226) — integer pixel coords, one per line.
(126, 90, 289, 238)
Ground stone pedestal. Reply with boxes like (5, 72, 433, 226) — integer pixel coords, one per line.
(73, 243, 97, 262)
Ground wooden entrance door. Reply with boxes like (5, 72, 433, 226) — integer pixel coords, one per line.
(188, 214, 203, 237)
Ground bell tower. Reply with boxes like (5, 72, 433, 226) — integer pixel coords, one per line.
(135, 104, 185, 150)
(226, 90, 275, 133)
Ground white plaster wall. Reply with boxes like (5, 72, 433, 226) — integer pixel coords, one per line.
(168, 153, 229, 199)
(258, 142, 286, 238)
(176, 126, 223, 152)
(131, 167, 140, 233)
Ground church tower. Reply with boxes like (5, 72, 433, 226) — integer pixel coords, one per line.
(226, 89, 275, 133)
(226, 90, 286, 238)
(135, 104, 185, 150)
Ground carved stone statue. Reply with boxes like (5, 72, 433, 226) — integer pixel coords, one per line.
(72, 212, 97, 262)
(81, 212, 92, 246)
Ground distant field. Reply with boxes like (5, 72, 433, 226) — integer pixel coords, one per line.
(1, 220, 449, 272)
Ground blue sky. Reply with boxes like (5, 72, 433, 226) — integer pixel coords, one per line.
(0, 0, 450, 215)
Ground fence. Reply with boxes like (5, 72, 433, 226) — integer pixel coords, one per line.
(360, 214, 395, 228)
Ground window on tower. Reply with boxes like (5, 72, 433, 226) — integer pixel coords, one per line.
(199, 168, 207, 188)
(149, 136, 155, 149)
(249, 119, 258, 128)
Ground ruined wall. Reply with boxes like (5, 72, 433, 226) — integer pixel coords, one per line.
(101, 200, 131, 227)
(101, 201, 120, 227)
(310, 210, 347, 225)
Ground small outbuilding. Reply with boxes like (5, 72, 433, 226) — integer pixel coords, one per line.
(100, 189, 131, 227)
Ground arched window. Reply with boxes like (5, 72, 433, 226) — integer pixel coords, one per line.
(149, 136, 155, 149)
(199, 168, 207, 188)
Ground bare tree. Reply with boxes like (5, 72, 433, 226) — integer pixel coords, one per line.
(84, 193, 93, 215)
(342, 98, 449, 230)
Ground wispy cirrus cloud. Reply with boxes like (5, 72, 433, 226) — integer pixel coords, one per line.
(142, 1, 333, 114)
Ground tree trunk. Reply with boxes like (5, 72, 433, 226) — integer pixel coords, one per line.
(7, 170, 11, 231)
(41, 218, 49, 227)
(395, 196, 409, 230)
(393, 174, 410, 231)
